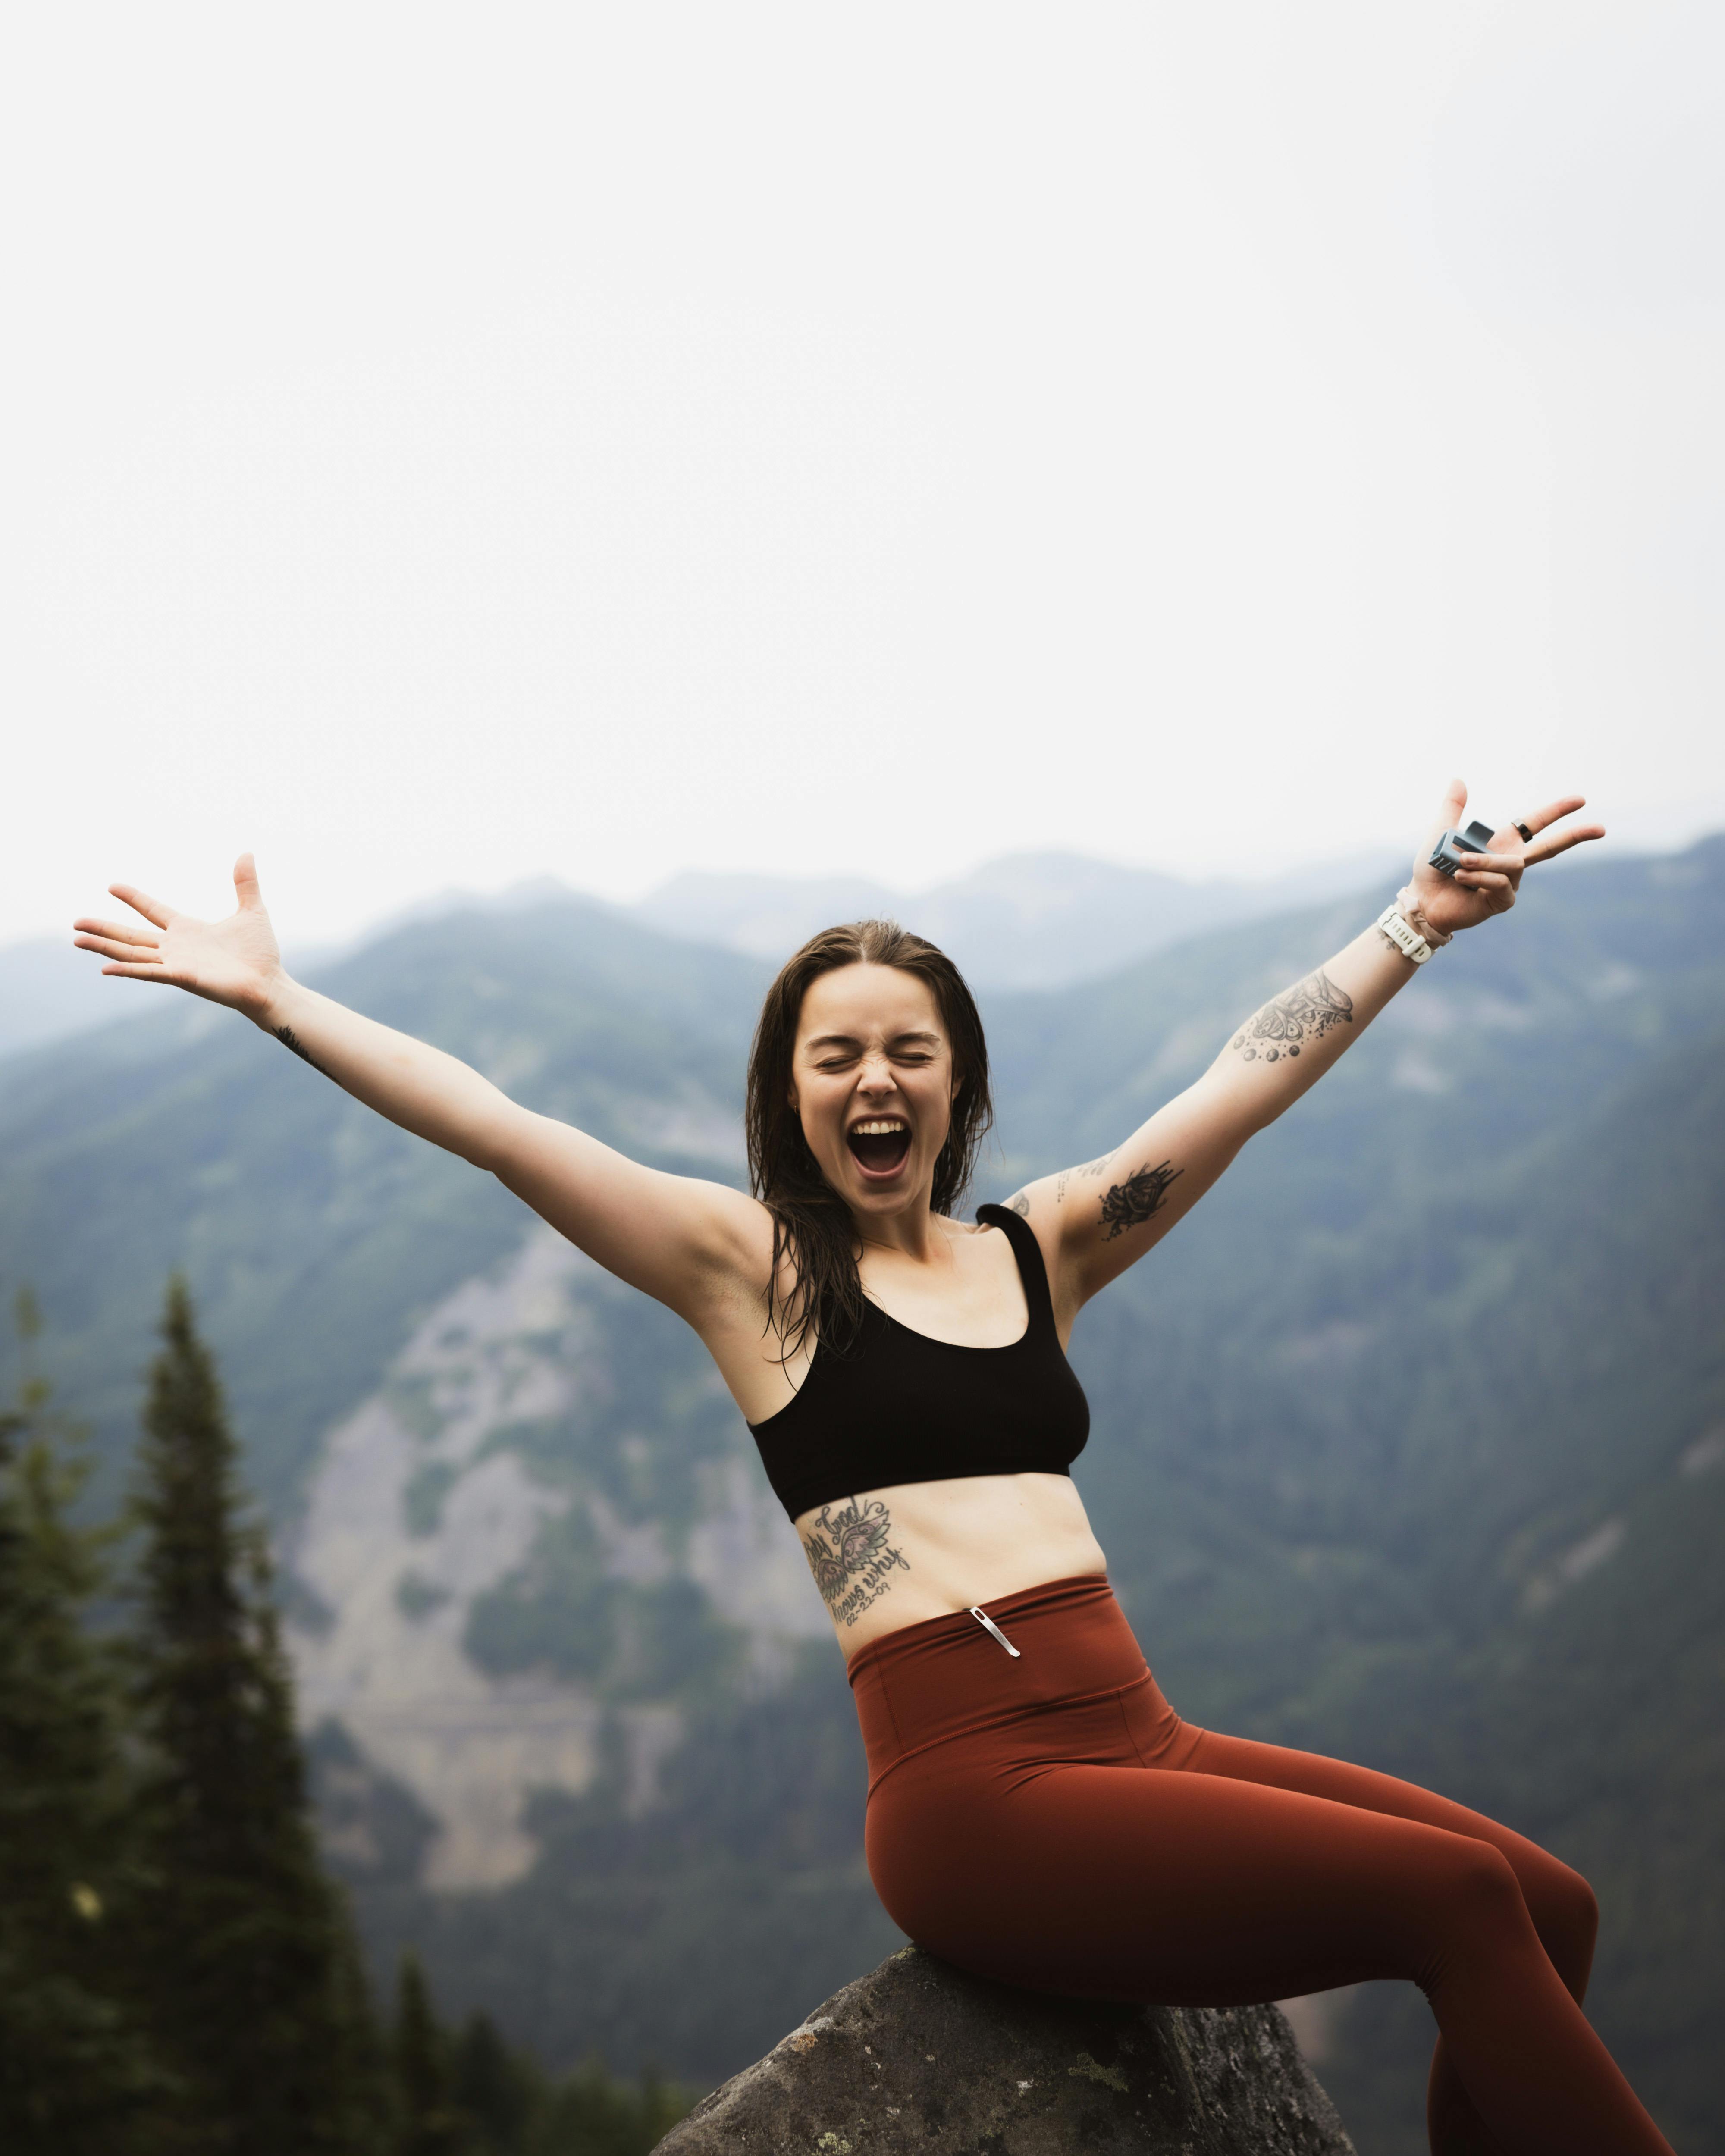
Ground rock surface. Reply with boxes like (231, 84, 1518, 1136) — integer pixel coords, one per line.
(655, 1946, 1354, 2154)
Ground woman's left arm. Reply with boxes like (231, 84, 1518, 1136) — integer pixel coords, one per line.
(1008, 782, 1603, 1319)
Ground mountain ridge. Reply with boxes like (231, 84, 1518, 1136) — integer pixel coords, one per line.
(2, 842, 1408, 1061)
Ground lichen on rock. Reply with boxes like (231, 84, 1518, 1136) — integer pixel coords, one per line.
(654, 1945, 1354, 2153)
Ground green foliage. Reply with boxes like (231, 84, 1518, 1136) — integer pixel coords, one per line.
(529, 2060, 688, 2156)
(0, 1294, 165, 2153)
(393, 1952, 468, 2156)
(465, 1505, 741, 1703)
(392, 1948, 691, 2156)
(130, 1278, 390, 2154)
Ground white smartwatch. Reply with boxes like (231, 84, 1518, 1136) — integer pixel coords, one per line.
(1376, 901, 1437, 965)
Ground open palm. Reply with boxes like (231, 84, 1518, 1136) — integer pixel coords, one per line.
(73, 855, 285, 1017)
(1408, 780, 1604, 939)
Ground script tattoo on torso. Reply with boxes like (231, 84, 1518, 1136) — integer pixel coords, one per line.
(1230, 968, 1354, 1064)
(1098, 1159, 1183, 1241)
(800, 1495, 912, 1627)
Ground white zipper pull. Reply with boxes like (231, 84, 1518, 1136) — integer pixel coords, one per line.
(968, 1606, 1021, 1658)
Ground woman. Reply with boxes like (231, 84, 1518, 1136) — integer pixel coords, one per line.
(75, 782, 1676, 2155)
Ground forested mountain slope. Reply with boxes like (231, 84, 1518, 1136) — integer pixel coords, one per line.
(2, 839, 1719, 2154)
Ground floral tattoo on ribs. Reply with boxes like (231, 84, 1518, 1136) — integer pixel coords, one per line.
(800, 1495, 911, 1627)
(1230, 968, 1354, 1065)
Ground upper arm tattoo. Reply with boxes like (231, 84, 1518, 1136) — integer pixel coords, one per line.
(1005, 1191, 1032, 1219)
(1230, 969, 1354, 1063)
(1099, 1159, 1183, 1241)
(274, 1025, 329, 1078)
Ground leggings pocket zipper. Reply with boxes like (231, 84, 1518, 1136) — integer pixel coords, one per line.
(968, 1607, 1022, 1658)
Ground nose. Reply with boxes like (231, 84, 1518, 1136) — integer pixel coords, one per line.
(856, 1054, 897, 1095)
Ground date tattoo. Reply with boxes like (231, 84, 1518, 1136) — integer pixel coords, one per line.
(1229, 969, 1354, 1065)
(800, 1495, 911, 1627)
(1098, 1158, 1183, 1241)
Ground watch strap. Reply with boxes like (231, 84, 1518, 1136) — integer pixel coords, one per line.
(1377, 903, 1435, 965)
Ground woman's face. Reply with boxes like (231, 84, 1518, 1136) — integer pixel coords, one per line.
(790, 962, 960, 1221)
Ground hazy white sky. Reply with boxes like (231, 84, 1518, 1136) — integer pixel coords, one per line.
(6, 1, 1723, 946)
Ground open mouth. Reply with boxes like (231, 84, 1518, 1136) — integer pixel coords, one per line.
(847, 1117, 912, 1177)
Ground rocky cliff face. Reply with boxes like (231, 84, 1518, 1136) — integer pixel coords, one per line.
(655, 1947, 1354, 2155)
(287, 1222, 826, 1889)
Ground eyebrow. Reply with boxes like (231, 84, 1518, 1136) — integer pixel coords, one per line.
(803, 1029, 944, 1053)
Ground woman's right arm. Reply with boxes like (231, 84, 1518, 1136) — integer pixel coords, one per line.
(73, 856, 770, 1319)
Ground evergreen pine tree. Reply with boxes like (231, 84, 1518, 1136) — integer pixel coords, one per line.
(0, 1289, 165, 2154)
(130, 1277, 388, 2155)
(452, 2011, 535, 2155)
(393, 1950, 474, 2156)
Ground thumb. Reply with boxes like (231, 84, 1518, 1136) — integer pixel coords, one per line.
(233, 852, 265, 912)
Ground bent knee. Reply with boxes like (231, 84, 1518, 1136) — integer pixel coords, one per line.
(1443, 1840, 1529, 1930)
(1543, 1859, 1599, 1987)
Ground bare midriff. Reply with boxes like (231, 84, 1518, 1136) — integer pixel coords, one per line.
(793, 1470, 1109, 1661)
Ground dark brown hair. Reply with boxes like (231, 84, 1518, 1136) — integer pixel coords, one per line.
(745, 919, 994, 1360)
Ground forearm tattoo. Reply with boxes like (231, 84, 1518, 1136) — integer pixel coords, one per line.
(1099, 1159, 1183, 1240)
(1230, 968, 1354, 1064)
(801, 1496, 911, 1626)
(274, 1025, 328, 1077)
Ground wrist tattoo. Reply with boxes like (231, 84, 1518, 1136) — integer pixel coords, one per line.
(1230, 968, 1354, 1064)
(274, 1025, 327, 1076)
(1099, 1159, 1183, 1241)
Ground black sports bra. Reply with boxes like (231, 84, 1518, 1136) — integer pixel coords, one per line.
(747, 1203, 1091, 1522)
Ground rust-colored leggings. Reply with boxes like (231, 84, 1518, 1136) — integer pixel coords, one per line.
(849, 1576, 1673, 2156)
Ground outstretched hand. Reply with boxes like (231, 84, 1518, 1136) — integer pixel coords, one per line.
(1408, 781, 1604, 938)
(72, 855, 285, 1018)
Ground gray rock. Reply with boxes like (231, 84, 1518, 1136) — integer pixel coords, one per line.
(655, 1946, 1354, 2154)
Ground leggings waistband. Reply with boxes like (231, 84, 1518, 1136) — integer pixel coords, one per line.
(847, 1574, 1155, 1782)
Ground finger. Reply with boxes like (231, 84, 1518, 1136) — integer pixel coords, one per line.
(1524, 823, 1606, 866)
(75, 933, 167, 964)
(1455, 870, 1513, 893)
(107, 881, 176, 930)
(1457, 849, 1523, 872)
(1512, 794, 1588, 840)
(1427, 777, 1468, 844)
(72, 915, 161, 948)
(98, 962, 177, 982)
(234, 852, 265, 911)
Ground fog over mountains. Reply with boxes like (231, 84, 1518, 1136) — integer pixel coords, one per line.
(2, 838, 1720, 2155)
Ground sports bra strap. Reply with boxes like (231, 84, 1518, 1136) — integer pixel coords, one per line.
(975, 1202, 1057, 1335)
